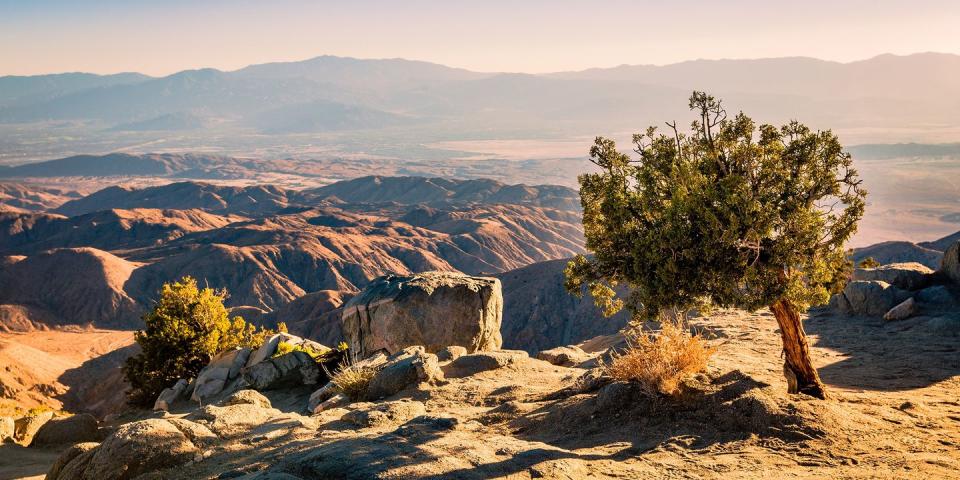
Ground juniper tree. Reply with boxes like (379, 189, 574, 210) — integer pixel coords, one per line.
(566, 92, 865, 399)
(123, 276, 270, 405)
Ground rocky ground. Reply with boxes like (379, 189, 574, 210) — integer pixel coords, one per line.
(7, 307, 957, 480)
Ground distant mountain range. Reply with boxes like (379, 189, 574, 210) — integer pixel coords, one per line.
(2, 53, 960, 135)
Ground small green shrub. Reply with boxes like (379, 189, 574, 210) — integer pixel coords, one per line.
(123, 276, 275, 406)
(858, 257, 881, 269)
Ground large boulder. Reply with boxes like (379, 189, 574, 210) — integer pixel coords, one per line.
(832, 280, 912, 317)
(242, 351, 320, 391)
(191, 347, 252, 402)
(81, 419, 198, 479)
(915, 285, 957, 309)
(47, 442, 99, 480)
(365, 346, 444, 400)
(940, 241, 960, 283)
(30, 413, 100, 446)
(852, 262, 934, 291)
(12, 410, 53, 445)
(341, 272, 503, 358)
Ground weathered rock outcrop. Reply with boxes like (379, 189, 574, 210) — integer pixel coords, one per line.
(46, 442, 99, 480)
(365, 346, 444, 400)
(30, 413, 100, 446)
(242, 350, 321, 391)
(155, 378, 189, 411)
(939, 241, 960, 284)
(12, 410, 53, 445)
(54, 419, 200, 480)
(191, 347, 252, 402)
(341, 272, 503, 358)
(830, 280, 911, 317)
(852, 262, 934, 291)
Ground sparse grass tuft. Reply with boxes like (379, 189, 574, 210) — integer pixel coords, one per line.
(330, 362, 378, 401)
(604, 316, 715, 397)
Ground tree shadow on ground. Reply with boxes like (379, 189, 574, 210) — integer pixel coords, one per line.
(57, 343, 139, 417)
(804, 308, 960, 391)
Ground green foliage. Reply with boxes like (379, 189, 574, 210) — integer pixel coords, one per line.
(858, 256, 881, 269)
(566, 92, 866, 318)
(123, 276, 273, 406)
(272, 340, 330, 360)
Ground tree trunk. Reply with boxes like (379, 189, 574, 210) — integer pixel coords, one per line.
(769, 299, 828, 399)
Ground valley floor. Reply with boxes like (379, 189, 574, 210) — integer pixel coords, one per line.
(0, 329, 134, 416)
(8, 310, 960, 479)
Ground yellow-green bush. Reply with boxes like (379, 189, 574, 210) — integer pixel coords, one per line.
(123, 276, 273, 406)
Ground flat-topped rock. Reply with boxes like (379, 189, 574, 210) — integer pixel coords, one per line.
(852, 262, 934, 291)
(341, 271, 503, 358)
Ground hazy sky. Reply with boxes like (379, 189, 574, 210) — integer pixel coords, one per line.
(2, 0, 959, 76)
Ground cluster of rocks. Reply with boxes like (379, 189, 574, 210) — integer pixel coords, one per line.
(39, 271, 608, 479)
(154, 332, 335, 411)
(47, 389, 290, 480)
(0, 410, 102, 448)
(829, 242, 960, 329)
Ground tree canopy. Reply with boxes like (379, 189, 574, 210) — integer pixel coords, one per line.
(566, 92, 866, 398)
(124, 276, 271, 406)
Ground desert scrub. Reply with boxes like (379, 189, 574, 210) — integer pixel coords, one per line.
(605, 317, 715, 397)
(330, 362, 378, 401)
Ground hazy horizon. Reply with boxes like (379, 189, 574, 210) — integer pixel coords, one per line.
(3, 51, 959, 79)
(3, 0, 960, 76)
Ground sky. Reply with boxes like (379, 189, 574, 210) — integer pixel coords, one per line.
(2, 0, 960, 76)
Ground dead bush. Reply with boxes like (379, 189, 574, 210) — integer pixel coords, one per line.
(604, 316, 715, 397)
(329, 362, 378, 401)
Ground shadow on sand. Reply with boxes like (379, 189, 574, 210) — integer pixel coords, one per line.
(805, 309, 960, 392)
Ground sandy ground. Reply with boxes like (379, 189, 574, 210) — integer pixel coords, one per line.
(5, 309, 959, 479)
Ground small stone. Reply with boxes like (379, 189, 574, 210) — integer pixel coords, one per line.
(307, 382, 338, 412)
(536, 345, 590, 367)
(313, 393, 350, 414)
(221, 389, 272, 409)
(436, 346, 467, 362)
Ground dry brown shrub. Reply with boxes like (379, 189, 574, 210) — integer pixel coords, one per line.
(604, 315, 716, 397)
(329, 362, 378, 401)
